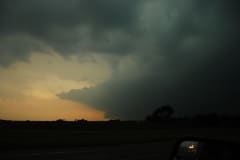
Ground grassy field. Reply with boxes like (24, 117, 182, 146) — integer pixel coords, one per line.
(1, 127, 240, 149)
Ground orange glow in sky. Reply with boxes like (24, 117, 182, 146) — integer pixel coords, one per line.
(0, 53, 111, 121)
(0, 96, 106, 121)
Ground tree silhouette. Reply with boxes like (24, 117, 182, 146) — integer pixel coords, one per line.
(146, 105, 175, 121)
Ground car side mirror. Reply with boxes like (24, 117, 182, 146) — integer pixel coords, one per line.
(170, 137, 239, 160)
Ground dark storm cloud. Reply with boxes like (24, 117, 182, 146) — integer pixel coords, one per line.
(0, 0, 142, 66)
(1, 0, 240, 119)
(58, 0, 240, 119)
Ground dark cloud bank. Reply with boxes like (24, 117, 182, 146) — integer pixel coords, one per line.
(1, 0, 240, 119)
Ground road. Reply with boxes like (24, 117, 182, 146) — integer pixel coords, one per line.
(1, 141, 175, 160)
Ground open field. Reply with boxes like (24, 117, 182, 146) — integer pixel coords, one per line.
(1, 124, 240, 160)
(0, 142, 175, 160)
(1, 127, 240, 160)
(1, 127, 240, 149)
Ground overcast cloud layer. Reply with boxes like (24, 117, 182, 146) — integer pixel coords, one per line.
(1, 0, 240, 119)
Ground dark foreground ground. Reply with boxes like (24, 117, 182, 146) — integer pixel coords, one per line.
(1, 142, 174, 160)
(1, 125, 240, 160)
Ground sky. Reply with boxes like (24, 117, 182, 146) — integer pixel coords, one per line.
(0, 0, 240, 120)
